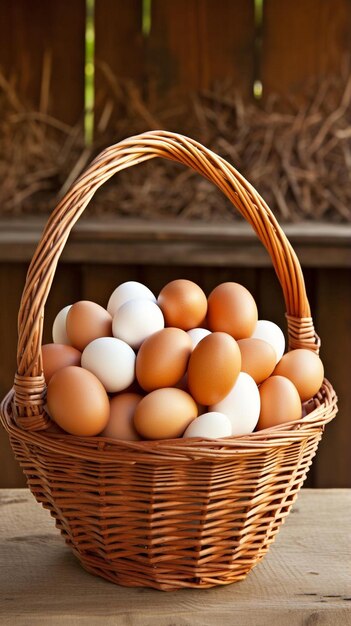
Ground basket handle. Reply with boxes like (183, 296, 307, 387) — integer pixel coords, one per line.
(13, 130, 319, 431)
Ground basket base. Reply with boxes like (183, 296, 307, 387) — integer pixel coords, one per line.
(73, 548, 255, 591)
(1, 385, 338, 592)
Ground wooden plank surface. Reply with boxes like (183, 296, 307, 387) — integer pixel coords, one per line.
(0, 218, 350, 267)
(0, 0, 85, 124)
(0, 263, 82, 489)
(0, 264, 28, 489)
(261, 0, 351, 97)
(94, 0, 144, 131)
(96, 0, 256, 119)
(148, 0, 255, 102)
(0, 489, 350, 625)
(315, 269, 351, 487)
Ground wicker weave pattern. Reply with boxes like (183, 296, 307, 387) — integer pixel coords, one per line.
(0, 131, 338, 590)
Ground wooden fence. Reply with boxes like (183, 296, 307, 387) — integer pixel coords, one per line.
(1, 0, 351, 125)
(0, 0, 350, 488)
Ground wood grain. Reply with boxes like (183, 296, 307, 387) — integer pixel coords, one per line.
(0, 489, 350, 625)
(315, 269, 351, 487)
(94, 0, 144, 131)
(148, 0, 255, 101)
(261, 0, 351, 98)
(0, 264, 28, 488)
(81, 264, 139, 307)
(0, 218, 350, 266)
(0, 0, 85, 124)
(0, 263, 82, 488)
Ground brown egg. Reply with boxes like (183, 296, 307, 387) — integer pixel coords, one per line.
(42, 343, 81, 384)
(66, 301, 112, 351)
(274, 349, 324, 401)
(173, 374, 207, 413)
(136, 328, 192, 391)
(187, 332, 241, 405)
(101, 393, 143, 441)
(134, 388, 198, 440)
(158, 279, 207, 330)
(237, 338, 276, 384)
(257, 375, 302, 430)
(207, 282, 258, 339)
(47, 366, 110, 436)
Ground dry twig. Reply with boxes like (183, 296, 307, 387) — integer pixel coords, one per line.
(1, 66, 351, 223)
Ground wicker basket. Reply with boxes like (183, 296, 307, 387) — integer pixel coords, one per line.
(1, 131, 337, 591)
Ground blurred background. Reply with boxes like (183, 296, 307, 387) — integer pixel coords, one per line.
(0, 0, 350, 487)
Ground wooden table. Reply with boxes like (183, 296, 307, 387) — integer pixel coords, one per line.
(0, 489, 350, 625)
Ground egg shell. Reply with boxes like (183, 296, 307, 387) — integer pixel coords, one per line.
(158, 279, 207, 330)
(136, 327, 192, 391)
(107, 281, 156, 316)
(101, 393, 143, 441)
(66, 301, 112, 351)
(52, 305, 72, 345)
(112, 298, 164, 349)
(81, 337, 136, 393)
(187, 327, 211, 350)
(237, 337, 276, 384)
(187, 332, 241, 405)
(42, 343, 81, 384)
(251, 320, 285, 364)
(274, 349, 324, 401)
(207, 282, 258, 339)
(173, 371, 206, 411)
(257, 375, 302, 431)
(47, 366, 110, 436)
(133, 388, 198, 440)
(183, 412, 231, 439)
(211, 372, 260, 436)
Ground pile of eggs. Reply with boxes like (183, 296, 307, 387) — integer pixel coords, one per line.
(42, 279, 324, 441)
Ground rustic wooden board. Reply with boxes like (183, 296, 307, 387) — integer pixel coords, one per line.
(53, 0, 256, 131)
(0, 264, 28, 489)
(0, 489, 350, 625)
(0, 263, 81, 488)
(81, 264, 140, 308)
(43, 264, 83, 345)
(0, 218, 350, 267)
(0, 264, 26, 398)
(261, 0, 351, 97)
(94, 0, 144, 131)
(0, 0, 85, 124)
(315, 268, 351, 488)
(148, 0, 255, 101)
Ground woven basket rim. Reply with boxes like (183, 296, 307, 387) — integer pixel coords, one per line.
(1, 379, 337, 462)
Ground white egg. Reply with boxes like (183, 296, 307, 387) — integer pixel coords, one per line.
(107, 281, 156, 316)
(187, 328, 211, 350)
(251, 320, 285, 363)
(81, 337, 135, 392)
(52, 305, 72, 345)
(211, 372, 260, 436)
(183, 412, 231, 439)
(112, 299, 164, 349)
